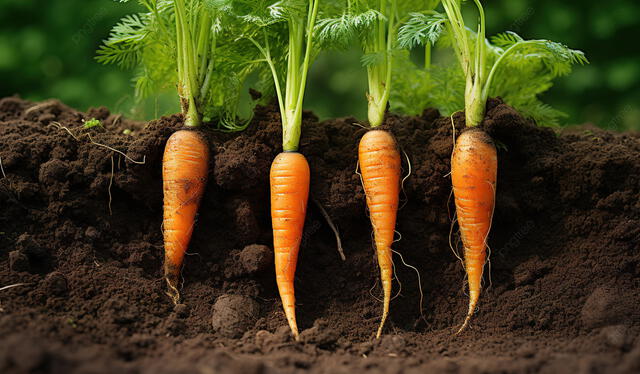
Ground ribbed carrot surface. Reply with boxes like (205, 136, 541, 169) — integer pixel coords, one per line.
(358, 129, 401, 338)
(270, 151, 310, 340)
(451, 127, 497, 333)
(162, 130, 209, 304)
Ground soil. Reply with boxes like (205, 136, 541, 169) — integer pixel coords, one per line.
(0, 96, 639, 374)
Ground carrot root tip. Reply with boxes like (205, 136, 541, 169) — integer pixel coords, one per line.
(375, 314, 387, 339)
(455, 315, 472, 335)
(164, 273, 181, 305)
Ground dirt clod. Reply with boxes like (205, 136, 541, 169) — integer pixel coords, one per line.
(580, 286, 636, 328)
(240, 244, 272, 275)
(380, 335, 406, 353)
(599, 325, 632, 350)
(300, 319, 340, 348)
(211, 294, 260, 338)
(42, 272, 68, 296)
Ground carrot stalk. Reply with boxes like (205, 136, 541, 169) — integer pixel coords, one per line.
(359, 129, 401, 338)
(270, 152, 310, 340)
(451, 127, 497, 333)
(162, 130, 209, 304)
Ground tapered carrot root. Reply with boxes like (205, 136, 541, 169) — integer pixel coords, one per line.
(451, 128, 497, 333)
(358, 130, 401, 339)
(162, 130, 209, 304)
(270, 152, 310, 341)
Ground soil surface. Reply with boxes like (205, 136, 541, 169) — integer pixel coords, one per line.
(1, 96, 639, 374)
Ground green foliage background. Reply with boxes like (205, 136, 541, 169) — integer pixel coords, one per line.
(0, 0, 638, 131)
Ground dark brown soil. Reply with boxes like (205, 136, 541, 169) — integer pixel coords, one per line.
(1, 96, 639, 374)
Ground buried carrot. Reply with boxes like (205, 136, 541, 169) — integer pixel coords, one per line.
(359, 130, 401, 339)
(314, 0, 409, 338)
(270, 152, 310, 340)
(230, 0, 320, 340)
(451, 128, 497, 332)
(423, 0, 586, 332)
(162, 130, 209, 304)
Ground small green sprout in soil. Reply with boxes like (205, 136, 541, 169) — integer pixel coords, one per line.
(82, 118, 103, 129)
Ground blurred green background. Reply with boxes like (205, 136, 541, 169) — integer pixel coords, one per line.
(0, 0, 638, 131)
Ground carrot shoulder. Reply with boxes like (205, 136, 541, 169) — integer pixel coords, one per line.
(270, 151, 310, 340)
(358, 129, 401, 338)
(451, 127, 497, 333)
(162, 130, 209, 304)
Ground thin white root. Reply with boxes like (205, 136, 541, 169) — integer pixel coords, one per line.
(369, 279, 383, 303)
(447, 189, 454, 221)
(48, 122, 80, 141)
(449, 213, 463, 263)
(392, 249, 426, 324)
(0, 157, 6, 179)
(312, 198, 346, 261)
(49, 122, 146, 164)
(24, 100, 56, 115)
(450, 111, 461, 150)
(401, 149, 412, 190)
(442, 111, 461, 179)
(351, 121, 368, 130)
(87, 134, 146, 164)
(399, 150, 412, 210)
(393, 229, 402, 244)
(483, 180, 497, 291)
(49, 121, 145, 215)
(111, 114, 122, 128)
(357, 161, 371, 219)
(390, 257, 402, 301)
(0, 283, 30, 292)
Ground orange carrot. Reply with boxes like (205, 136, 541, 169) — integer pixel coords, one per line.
(451, 127, 497, 333)
(162, 130, 209, 304)
(270, 151, 310, 341)
(358, 129, 401, 338)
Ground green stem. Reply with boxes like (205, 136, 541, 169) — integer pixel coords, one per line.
(175, 0, 201, 127)
(248, 34, 286, 129)
(366, 0, 396, 128)
(200, 34, 217, 102)
(283, 18, 303, 142)
(442, 0, 487, 127)
(196, 10, 211, 84)
(466, 0, 486, 127)
(483, 39, 537, 103)
(282, 0, 319, 151)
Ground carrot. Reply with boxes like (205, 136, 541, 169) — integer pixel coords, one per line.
(270, 152, 310, 341)
(451, 127, 497, 333)
(162, 129, 209, 304)
(358, 129, 401, 338)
